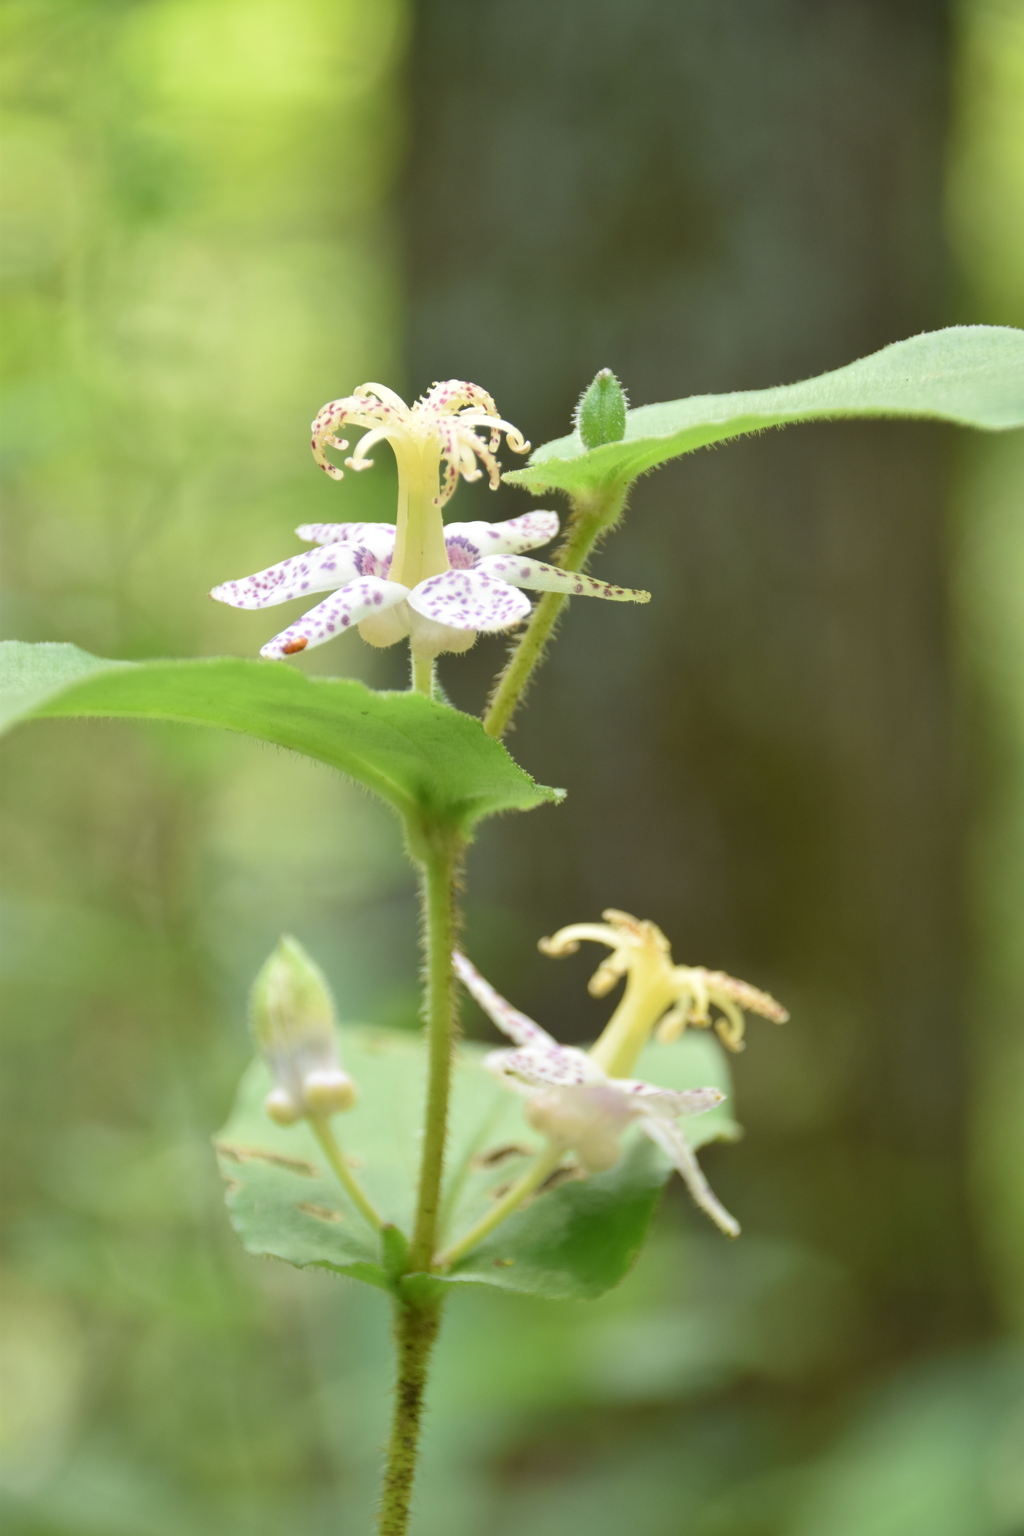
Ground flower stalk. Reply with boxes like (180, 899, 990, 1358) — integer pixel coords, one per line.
(411, 652, 435, 696)
(435, 1146, 563, 1270)
(308, 1114, 384, 1233)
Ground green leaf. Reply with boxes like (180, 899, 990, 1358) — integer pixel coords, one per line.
(505, 326, 1024, 496)
(214, 1024, 737, 1301)
(0, 642, 561, 836)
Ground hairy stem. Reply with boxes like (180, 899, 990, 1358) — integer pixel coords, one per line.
(376, 830, 460, 1530)
(411, 651, 435, 696)
(482, 483, 628, 738)
(378, 1295, 443, 1535)
(434, 1145, 563, 1270)
(308, 1114, 383, 1232)
(408, 832, 462, 1272)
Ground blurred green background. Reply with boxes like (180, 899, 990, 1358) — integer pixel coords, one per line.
(1, 1, 1022, 1532)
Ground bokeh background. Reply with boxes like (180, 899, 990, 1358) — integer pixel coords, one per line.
(2, 1, 1023, 1532)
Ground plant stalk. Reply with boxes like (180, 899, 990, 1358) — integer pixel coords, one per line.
(376, 827, 461, 1531)
(308, 1114, 384, 1232)
(378, 1294, 443, 1535)
(411, 651, 435, 696)
(408, 831, 462, 1271)
(482, 483, 628, 738)
(434, 1145, 563, 1270)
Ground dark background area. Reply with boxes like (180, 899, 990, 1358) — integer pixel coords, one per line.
(407, 0, 981, 1366)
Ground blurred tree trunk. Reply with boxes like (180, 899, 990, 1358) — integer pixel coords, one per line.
(403, 0, 987, 1380)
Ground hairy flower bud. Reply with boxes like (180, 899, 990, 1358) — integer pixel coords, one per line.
(250, 936, 355, 1124)
(575, 368, 628, 449)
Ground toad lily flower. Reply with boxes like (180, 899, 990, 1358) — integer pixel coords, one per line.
(540, 909, 788, 1076)
(453, 952, 740, 1237)
(211, 380, 649, 661)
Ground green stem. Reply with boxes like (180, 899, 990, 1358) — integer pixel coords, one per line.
(411, 651, 434, 696)
(308, 1114, 383, 1232)
(482, 483, 628, 738)
(408, 831, 462, 1272)
(378, 1295, 442, 1536)
(376, 830, 460, 1531)
(434, 1145, 563, 1270)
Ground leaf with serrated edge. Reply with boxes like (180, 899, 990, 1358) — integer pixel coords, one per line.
(0, 643, 561, 835)
(505, 326, 1024, 495)
(215, 1024, 737, 1300)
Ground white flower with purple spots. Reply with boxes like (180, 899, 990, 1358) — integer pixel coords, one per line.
(211, 511, 648, 661)
(453, 951, 740, 1237)
(211, 378, 649, 661)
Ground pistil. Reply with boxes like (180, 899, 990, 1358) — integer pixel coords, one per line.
(388, 438, 450, 590)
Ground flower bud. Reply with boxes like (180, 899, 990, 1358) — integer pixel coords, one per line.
(250, 936, 356, 1124)
(575, 368, 628, 450)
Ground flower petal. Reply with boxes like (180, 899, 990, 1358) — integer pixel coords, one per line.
(407, 569, 531, 632)
(212, 545, 368, 611)
(453, 952, 557, 1049)
(260, 578, 409, 658)
(620, 1082, 725, 1117)
(295, 522, 396, 553)
(639, 1117, 740, 1237)
(484, 1044, 599, 1089)
(474, 556, 650, 604)
(443, 511, 560, 566)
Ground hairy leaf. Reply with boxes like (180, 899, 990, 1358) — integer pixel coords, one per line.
(505, 326, 1024, 495)
(0, 642, 561, 835)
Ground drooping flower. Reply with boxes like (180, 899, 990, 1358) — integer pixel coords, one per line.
(540, 908, 788, 1072)
(453, 951, 740, 1237)
(211, 380, 649, 660)
(250, 936, 355, 1126)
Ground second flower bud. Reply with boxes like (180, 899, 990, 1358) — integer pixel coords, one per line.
(250, 935, 356, 1125)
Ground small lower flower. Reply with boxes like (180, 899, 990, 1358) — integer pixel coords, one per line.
(453, 951, 740, 1237)
(212, 512, 648, 660)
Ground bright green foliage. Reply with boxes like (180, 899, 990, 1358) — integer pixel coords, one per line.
(506, 326, 1024, 495)
(215, 1024, 737, 1300)
(576, 368, 628, 449)
(0, 642, 561, 836)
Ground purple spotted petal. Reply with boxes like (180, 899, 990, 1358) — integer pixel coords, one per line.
(212, 544, 367, 611)
(639, 1117, 740, 1237)
(617, 1082, 725, 1118)
(484, 1044, 599, 1090)
(407, 569, 531, 632)
(295, 522, 397, 556)
(443, 510, 560, 565)
(453, 952, 557, 1049)
(474, 555, 650, 604)
(260, 577, 409, 658)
